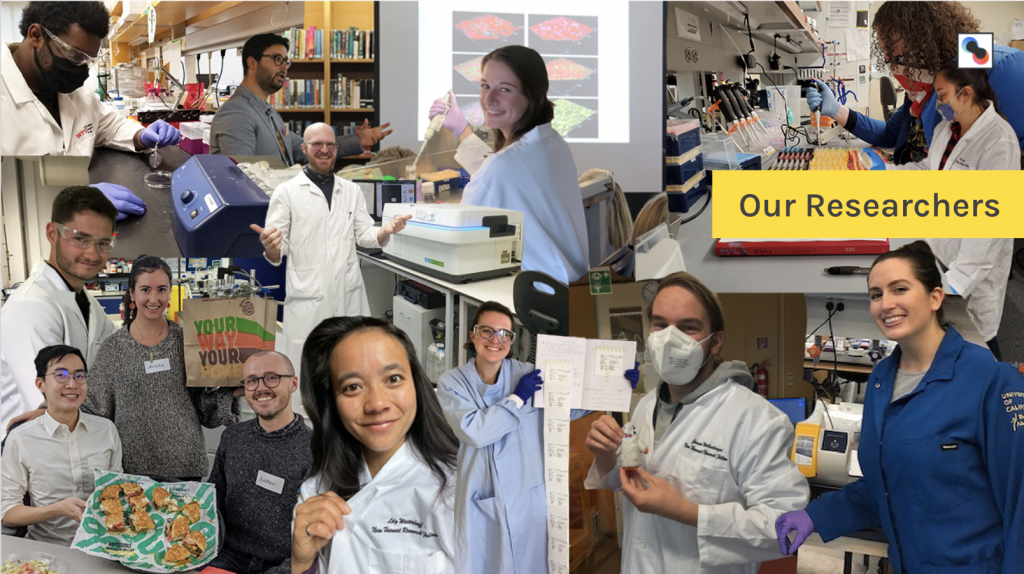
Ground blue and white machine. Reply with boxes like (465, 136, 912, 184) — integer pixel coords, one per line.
(170, 155, 269, 257)
(382, 203, 523, 283)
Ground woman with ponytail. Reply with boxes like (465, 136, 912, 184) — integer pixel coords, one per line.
(83, 256, 241, 480)
(424, 45, 590, 284)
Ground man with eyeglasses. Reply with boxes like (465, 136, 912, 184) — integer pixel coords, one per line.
(803, 1, 1024, 167)
(210, 33, 392, 166)
(250, 122, 411, 355)
(0, 186, 120, 441)
(2, 2, 181, 219)
(1, 345, 122, 546)
(207, 351, 310, 574)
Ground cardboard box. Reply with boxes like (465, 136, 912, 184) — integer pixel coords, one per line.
(1009, 40, 1024, 52)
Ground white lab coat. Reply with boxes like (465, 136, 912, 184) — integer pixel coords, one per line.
(455, 123, 589, 284)
(300, 442, 456, 574)
(0, 261, 117, 439)
(1, 43, 140, 157)
(887, 101, 1020, 170)
(585, 381, 809, 574)
(926, 238, 1013, 341)
(264, 171, 384, 347)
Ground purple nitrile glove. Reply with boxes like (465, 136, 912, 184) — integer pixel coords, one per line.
(513, 369, 544, 403)
(428, 90, 469, 137)
(91, 182, 146, 222)
(624, 362, 640, 389)
(863, 148, 887, 170)
(139, 119, 181, 148)
(775, 510, 815, 555)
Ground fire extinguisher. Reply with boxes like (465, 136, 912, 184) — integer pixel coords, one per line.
(755, 361, 770, 397)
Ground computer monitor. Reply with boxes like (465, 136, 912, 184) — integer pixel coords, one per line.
(768, 398, 807, 425)
(350, 180, 417, 221)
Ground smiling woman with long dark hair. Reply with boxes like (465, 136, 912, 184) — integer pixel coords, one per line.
(290, 316, 459, 574)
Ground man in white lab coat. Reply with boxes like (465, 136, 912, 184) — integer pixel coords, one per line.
(251, 123, 411, 352)
(1, 2, 180, 220)
(0, 186, 120, 440)
(585, 272, 809, 574)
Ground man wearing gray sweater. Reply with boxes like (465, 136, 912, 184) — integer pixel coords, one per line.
(208, 351, 312, 574)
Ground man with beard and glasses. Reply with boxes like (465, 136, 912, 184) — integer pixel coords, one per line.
(207, 351, 310, 574)
(1, 2, 180, 220)
(0, 186, 120, 442)
(249, 123, 411, 357)
(210, 33, 391, 166)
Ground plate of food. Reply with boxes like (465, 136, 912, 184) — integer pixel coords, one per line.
(1, 554, 68, 574)
(71, 470, 218, 573)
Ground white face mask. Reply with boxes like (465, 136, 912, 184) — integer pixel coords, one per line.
(646, 326, 716, 386)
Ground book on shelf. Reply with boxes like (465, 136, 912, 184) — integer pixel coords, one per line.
(330, 75, 375, 109)
(269, 79, 324, 109)
(330, 27, 375, 59)
(283, 26, 325, 60)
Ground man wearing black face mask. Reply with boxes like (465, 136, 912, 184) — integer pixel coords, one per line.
(1, 2, 182, 220)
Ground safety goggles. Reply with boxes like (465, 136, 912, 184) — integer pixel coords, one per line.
(40, 26, 101, 67)
(47, 369, 88, 384)
(473, 325, 515, 344)
(55, 222, 116, 253)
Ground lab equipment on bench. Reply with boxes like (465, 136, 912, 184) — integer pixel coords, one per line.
(170, 154, 269, 257)
(635, 223, 686, 281)
(353, 179, 418, 220)
(393, 295, 446, 376)
(791, 401, 864, 487)
(381, 203, 523, 283)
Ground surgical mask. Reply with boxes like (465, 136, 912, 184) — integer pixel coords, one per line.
(33, 43, 90, 94)
(646, 326, 716, 386)
(936, 87, 966, 122)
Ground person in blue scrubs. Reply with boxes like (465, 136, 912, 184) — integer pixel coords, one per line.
(437, 301, 638, 574)
(776, 241, 1024, 574)
(806, 1, 1024, 167)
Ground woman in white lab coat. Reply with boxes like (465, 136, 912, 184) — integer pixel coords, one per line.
(585, 272, 809, 574)
(886, 62, 1020, 170)
(427, 46, 590, 285)
(291, 317, 459, 574)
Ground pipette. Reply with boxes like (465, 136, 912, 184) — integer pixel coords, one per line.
(412, 92, 450, 178)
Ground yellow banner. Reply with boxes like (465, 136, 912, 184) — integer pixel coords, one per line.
(711, 171, 1024, 239)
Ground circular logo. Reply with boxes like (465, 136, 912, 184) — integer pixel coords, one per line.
(961, 36, 989, 66)
(239, 299, 255, 316)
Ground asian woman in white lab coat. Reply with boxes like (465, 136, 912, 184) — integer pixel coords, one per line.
(886, 62, 1020, 170)
(290, 317, 459, 574)
(427, 46, 590, 285)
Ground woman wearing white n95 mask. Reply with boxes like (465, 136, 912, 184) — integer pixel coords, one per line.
(426, 45, 589, 285)
(584, 272, 808, 574)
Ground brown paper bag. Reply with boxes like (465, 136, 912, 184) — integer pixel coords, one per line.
(182, 297, 278, 387)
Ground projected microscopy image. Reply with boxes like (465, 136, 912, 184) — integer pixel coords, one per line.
(528, 15, 598, 55)
(460, 98, 485, 127)
(453, 54, 485, 94)
(544, 56, 598, 98)
(552, 98, 597, 139)
(453, 12, 525, 52)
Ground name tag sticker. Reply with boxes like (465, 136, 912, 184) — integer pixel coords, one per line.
(256, 470, 285, 494)
(144, 358, 171, 374)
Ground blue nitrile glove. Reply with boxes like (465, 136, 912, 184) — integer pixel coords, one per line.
(624, 362, 640, 389)
(776, 510, 815, 555)
(806, 79, 839, 118)
(513, 369, 544, 403)
(863, 148, 887, 170)
(139, 119, 181, 148)
(91, 182, 146, 221)
(428, 90, 469, 137)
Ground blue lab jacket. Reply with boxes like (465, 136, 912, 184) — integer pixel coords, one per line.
(437, 359, 589, 574)
(845, 45, 1024, 164)
(806, 328, 1024, 574)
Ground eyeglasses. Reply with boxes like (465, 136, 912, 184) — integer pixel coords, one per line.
(241, 372, 294, 390)
(260, 53, 292, 68)
(473, 325, 515, 344)
(54, 223, 116, 253)
(40, 26, 99, 67)
(47, 369, 88, 384)
(306, 142, 338, 151)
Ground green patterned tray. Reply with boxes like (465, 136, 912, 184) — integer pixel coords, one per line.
(71, 470, 218, 572)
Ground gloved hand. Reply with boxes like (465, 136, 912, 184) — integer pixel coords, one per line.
(806, 79, 839, 118)
(775, 510, 815, 555)
(429, 91, 469, 137)
(139, 119, 181, 148)
(91, 182, 146, 221)
(624, 362, 640, 389)
(863, 148, 887, 171)
(513, 369, 544, 403)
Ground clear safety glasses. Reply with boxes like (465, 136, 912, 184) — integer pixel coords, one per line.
(473, 325, 515, 344)
(40, 26, 101, 67)
(55, 223, 116, 253)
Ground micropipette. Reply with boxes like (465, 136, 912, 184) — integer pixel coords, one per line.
(412, 92, 450, 178)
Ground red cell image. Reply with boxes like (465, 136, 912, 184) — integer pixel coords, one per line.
(546, 58, 594, 81)
(455, 14, 521, 40)
(529, 16, 595, 42)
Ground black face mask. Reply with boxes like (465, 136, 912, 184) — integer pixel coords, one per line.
(33, 40, 90, 94)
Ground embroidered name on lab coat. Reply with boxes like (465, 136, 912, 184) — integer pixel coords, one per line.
(1003, 391, 1024, 432)
(684, 440, 728, 461)
(370, 517, 439, 539)
(941, 443, 958, 451)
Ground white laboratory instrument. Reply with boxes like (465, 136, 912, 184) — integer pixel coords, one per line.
(382, 203, 524, 283)
(392, 295, 445, 377)
(634, 223, 686, 281)
(797, 401, 865, 488)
